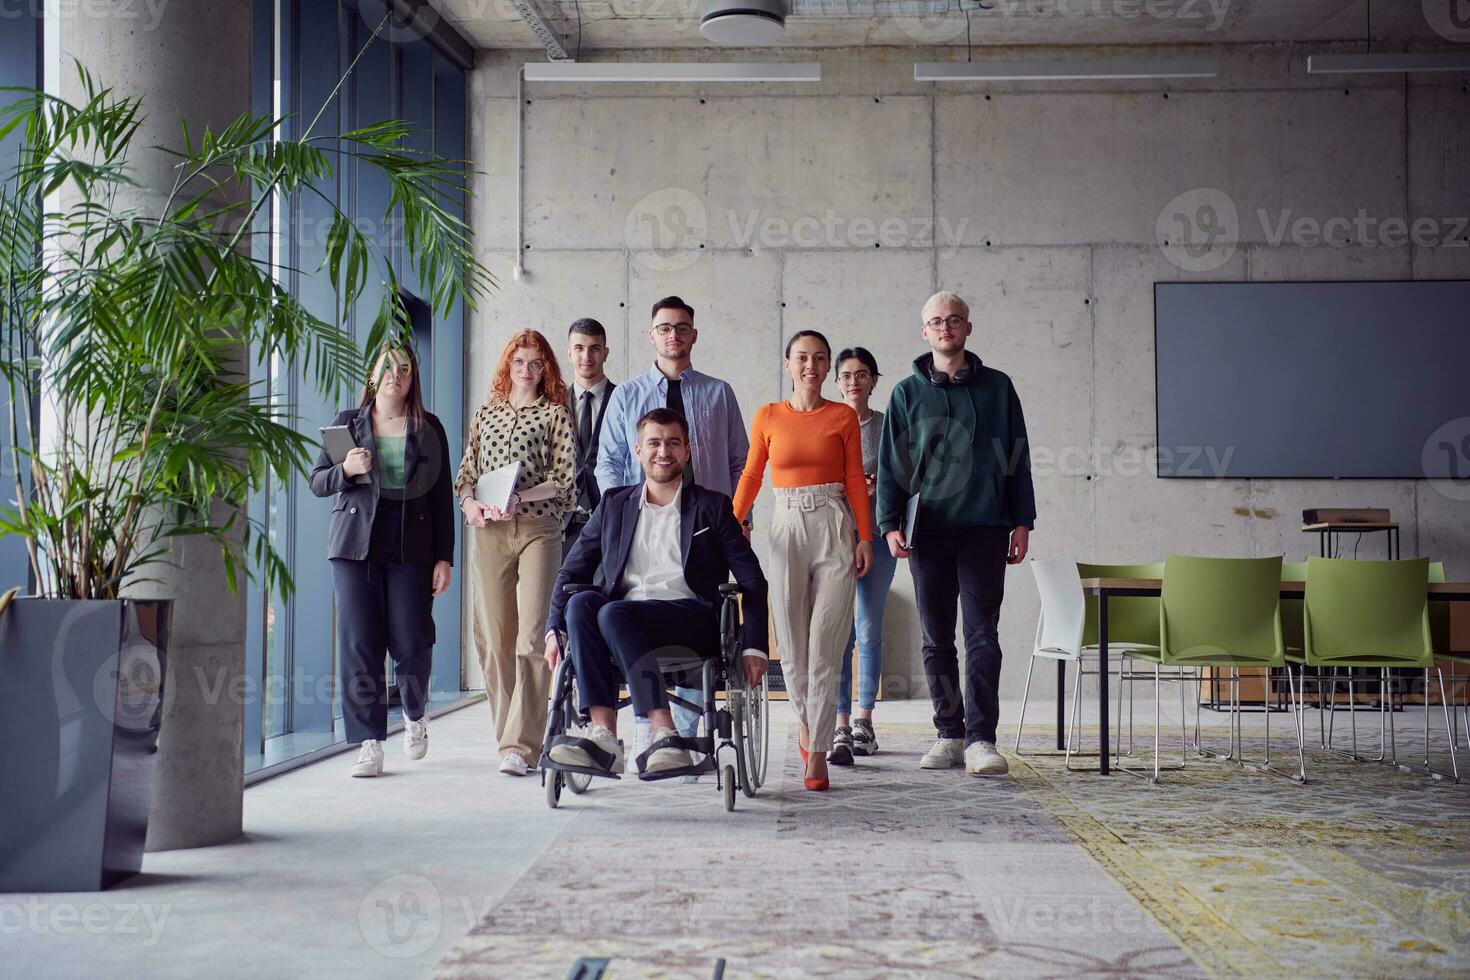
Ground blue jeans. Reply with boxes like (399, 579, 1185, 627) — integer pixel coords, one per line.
(837, 538, 898, 715)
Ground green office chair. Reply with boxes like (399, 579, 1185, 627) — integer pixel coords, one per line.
(1122, 554, 1300, 783)
(1291, 556, 1457, 783)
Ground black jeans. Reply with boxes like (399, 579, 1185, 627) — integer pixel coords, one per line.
(330, 499, 435, 743)
(909, 524, 1010, 745)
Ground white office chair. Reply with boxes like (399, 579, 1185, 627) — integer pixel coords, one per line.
(1015, 558, 1170, 769)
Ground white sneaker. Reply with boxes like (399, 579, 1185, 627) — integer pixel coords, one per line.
(350, 739, 384, 777)
(919, 737, 965, 770)
(629, 721, 651, 774)
(642, 726, 692, 774)
(498, 752, 530, 776)
(404, 716, 428, 760)
(965, 741, 1010, 776)
(548, 723, 624, 774)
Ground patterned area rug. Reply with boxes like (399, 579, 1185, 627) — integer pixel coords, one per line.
(436, 720, 1469, 979)
(436, 728, 1197, 979)
(1008, 720, 1470, 978)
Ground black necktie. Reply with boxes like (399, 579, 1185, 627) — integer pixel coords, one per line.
(579, 389, 594, 457)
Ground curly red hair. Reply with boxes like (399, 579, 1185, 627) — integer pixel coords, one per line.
(488, 329, 568, 405)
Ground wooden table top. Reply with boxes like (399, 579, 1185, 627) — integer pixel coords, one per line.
(1301, 522, 1399, 531)
(1080, 577, 1470, 597)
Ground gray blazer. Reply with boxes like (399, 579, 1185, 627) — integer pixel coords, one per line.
(309, 405, 456, 564)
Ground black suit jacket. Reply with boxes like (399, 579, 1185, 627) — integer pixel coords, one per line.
(545, 481, 769, 656)
(568, 380, 615, 514)
(308, 405, 456, 564)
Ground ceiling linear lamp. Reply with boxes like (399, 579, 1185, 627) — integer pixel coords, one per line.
(522, 62, 820, 83)
(1306, 52, 1470, 75)
(914, 57, 1220, 82)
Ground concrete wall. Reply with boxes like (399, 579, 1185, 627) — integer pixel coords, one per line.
(464, 44, 1470, 702)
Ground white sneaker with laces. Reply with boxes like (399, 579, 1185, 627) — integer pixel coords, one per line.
(965, 740, 1010, 776)
(642, 726, 692, 774)
(548, 723, 624, 773)
(498, 752, 530, 776)
(919, 737, 965, 770)
(404, 716, 428, 760)
(350, 739, 384, 777)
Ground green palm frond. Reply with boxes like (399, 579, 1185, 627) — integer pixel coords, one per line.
(0, 48, 493, 600)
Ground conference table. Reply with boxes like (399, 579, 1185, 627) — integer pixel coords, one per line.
(1065, 577, 1470, 775)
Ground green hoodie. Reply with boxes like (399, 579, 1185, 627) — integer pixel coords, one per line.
(875, 351, 1036, 535)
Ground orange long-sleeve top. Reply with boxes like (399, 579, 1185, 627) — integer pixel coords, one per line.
(732, 399, 873, 541)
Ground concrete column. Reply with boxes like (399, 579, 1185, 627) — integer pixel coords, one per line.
(56, 0, 253, 851)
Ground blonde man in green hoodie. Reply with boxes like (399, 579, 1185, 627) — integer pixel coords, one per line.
(876, 291, 1036, 777)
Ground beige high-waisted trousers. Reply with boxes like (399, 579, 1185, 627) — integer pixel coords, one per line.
(768, 483, 857, 753)
(469, 513, 562, 761)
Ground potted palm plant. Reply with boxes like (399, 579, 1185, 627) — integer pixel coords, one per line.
(0, 43, 489, 891)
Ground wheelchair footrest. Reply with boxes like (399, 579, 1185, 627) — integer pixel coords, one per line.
(543, 759, 622, 781)
(632, 733, 717, 781)
(543, 734, 623, 776)
(635, 755, 717, 782)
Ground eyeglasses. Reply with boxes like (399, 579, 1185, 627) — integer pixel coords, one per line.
(924, 315, 968, 329)
(511, 358, 546, 374)
(652, 322, 694, 337)
(837, 370, 873, 384)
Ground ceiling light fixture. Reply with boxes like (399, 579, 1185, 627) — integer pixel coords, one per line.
(522, 62, 819, 83)
(914, 57, 1220, 82)
(1305, 52, 1470, 75)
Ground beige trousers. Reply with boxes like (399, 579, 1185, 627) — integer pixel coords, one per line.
(469, 513, 562, 760)
(769, 483, 857, 753)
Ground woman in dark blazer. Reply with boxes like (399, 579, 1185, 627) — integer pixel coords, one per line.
(310, 342, 455, 778)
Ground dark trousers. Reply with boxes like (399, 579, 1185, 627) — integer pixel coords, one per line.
(909, 524, 1010, 745)
(564, 592, 717, 717)
(562, 516, 589, 560)
(330, 502, 436, 743)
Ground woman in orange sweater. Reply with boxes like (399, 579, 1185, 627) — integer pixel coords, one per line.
(733, 330, 872, 790)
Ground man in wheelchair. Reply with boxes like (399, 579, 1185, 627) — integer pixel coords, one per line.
(542, 407, 769, 777)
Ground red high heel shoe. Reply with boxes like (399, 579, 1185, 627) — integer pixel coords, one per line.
(798, 744, 809, 766)
(803, 769, 829, 791)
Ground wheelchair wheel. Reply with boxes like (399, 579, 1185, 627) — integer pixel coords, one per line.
(545, 769, 563, 809)
(723, 763, 737, 812)
(566, 770, 592, 794)
(744, 674, 770, 790)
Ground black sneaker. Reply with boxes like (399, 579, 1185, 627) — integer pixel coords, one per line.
(828, 726, 855, 766)
(852, 718, 878, 756)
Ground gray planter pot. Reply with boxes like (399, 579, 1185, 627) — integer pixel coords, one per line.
(0, 597, 171, 892)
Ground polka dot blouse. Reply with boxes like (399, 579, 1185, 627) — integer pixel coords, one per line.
(454, 396, 576, 519)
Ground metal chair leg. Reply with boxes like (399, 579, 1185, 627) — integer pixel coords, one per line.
(1013, 655, 1036, 752)
(1394, 667, 1463, 784)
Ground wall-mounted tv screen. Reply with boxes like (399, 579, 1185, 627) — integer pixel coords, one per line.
(1155, 280, 1470, 479)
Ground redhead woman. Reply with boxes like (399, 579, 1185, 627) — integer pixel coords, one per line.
(456, 330, 577, 776)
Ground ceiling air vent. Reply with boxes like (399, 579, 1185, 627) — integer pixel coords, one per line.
(699, 0, 788, 46)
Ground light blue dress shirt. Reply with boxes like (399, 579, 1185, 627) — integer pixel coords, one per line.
(594, 363, 750, 500)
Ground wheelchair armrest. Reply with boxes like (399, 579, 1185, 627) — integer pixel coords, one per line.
(562, 583, 598, 595)
(717, 583, 740, 597)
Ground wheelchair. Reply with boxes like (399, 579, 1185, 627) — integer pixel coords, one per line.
(539, 583, 770, 812)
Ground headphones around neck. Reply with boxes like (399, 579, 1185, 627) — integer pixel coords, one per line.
(924, 355, 973, 387)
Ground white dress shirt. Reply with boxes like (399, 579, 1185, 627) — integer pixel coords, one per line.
(572, 377, 611, 431)
(619, 484, 698, 602)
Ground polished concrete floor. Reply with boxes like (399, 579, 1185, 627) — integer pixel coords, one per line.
(4, 690, 1465, 979)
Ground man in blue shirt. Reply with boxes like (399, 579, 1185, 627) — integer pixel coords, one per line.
(595, 296, 750, 506)
(595, 296, 753, 751)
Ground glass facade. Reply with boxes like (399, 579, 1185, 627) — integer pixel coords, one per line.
(244, 0, 471, 773)
(0, 7, 42, 595)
